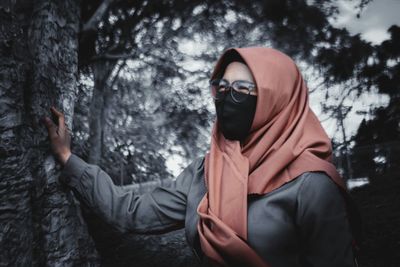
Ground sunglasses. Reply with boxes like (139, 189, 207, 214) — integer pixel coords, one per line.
(209, 78, 256, 103)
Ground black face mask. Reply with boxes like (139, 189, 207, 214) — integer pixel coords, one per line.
(215, 92, 257, 141)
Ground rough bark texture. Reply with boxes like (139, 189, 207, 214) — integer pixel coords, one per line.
(0, 0, 99, 265)
(0, 3, 34, 266)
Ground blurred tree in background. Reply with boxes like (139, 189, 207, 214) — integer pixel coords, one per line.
(351, 25, 400, 177)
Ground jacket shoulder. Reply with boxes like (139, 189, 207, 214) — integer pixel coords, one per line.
(296, 171, 347, 222)
(298, 171, 342, 197)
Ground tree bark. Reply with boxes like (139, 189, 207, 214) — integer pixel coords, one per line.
(0, 2, 35, 265)
(0, 0, 99, 265)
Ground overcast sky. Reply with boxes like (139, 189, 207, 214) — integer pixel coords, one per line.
(310, 0, 399, 142)
(333, 0, 400, 45)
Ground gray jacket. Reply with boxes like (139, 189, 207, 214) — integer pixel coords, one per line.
(60, 154, 356, 267)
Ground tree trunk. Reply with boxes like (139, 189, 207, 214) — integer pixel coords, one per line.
(87, 60, 115, 165)
(0, 0, 99, 265)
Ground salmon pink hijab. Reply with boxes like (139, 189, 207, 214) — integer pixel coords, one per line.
(196, 47, 348, 267)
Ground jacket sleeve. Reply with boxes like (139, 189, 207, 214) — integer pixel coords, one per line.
(296, 172, 356, 267)
(59, 153, 202, 234)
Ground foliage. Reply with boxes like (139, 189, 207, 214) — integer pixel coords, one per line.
(71, 0, 399, 183)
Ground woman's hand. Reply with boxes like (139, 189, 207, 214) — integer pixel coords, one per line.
(42, 106, 72, 166)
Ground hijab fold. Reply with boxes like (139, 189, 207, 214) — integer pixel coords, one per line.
(196, 47, 347, 267)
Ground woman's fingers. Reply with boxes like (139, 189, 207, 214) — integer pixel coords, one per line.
(41, 107, 72, 165)
(43, 106, 70, 139)
(43, 116, 57, 140)
(50, 106, 65, 132)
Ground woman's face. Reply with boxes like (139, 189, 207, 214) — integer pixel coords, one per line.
(222, 62, 258, 96)
(214, 61, 258, 142)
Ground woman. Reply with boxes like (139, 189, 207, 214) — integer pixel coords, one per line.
(43, 47, 360, 267)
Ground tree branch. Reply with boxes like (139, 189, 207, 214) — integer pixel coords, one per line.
(82, 0, 113, 32)
(92, 52, 136, 61)
(109, 60, 127, 89)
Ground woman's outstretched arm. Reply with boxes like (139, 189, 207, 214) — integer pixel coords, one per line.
(59, 153, 203, 234)
(42, 106, 201, 235)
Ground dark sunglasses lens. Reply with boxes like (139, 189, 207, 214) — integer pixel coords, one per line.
(231, 82, 252, 102)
